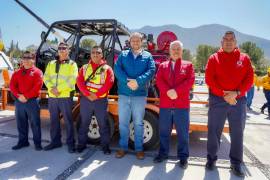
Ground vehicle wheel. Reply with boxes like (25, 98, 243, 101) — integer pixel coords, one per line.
(129, 110, 159, 150)
(76, 113, 115, 145)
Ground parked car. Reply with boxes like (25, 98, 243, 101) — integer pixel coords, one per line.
(195, 76, 205, 85)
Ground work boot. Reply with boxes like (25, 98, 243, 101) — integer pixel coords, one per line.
(12, 142, 30, 150)
(136, 151, 145, 160)
(102, 145, 111, 155)
(153, 155, 168, 163)
(205, 160, 216, 170)
(115, 149, 126, 158)
(76, 144, 87, 153)
(230, 164, 245, 177)
(35, 144, 43, 151)
(68, 145, 76, 153)
(43, 143, 62, 151)
(179, 159, 188, 169)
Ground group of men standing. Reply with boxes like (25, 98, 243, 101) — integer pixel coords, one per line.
(9, 31, 253, 177)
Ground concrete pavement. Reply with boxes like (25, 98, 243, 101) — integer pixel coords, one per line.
(0, 89, 270, 180)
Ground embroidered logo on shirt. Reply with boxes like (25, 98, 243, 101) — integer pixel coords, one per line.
(30, 71, 34, 76)
(180, 69, 186, 75)
(236, 60, 243, 67)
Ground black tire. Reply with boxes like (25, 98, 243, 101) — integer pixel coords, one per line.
(129, 110, 159, 150)
(75, 112, 115, 145)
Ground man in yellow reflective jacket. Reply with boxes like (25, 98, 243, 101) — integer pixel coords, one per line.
(43, 42, 78, 153)
(76, 46, 114, 154)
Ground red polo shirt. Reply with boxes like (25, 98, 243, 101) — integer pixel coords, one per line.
(10, 66, 43, 99)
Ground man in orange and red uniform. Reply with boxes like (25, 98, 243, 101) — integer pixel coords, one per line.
(205, 31, 253, 177)
(76, 46, 114, 154)
(10, 51, 43, 151)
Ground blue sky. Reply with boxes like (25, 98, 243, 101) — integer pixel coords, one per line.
(1, 0, 269, 49)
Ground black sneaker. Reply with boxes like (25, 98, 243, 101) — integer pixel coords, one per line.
(102, 146, 111, 155)
(153, 155, 168, 163)
(43, 143, 62, 151)
(179, 159, 188, 169)
(230, 164, 245, 177)
(76, 145, 87, 153)
(35, 144, 43, 151)
(205, 160, 216, 170)
(12, 143, 30, 150)
(68, 146, 75, 153)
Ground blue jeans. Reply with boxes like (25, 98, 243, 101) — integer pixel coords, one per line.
(158, 108, 190, 160)
(246, 86, 254, 108)
(118, 95, 146, 152)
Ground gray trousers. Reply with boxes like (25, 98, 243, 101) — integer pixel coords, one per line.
(207, 94, 246, 165)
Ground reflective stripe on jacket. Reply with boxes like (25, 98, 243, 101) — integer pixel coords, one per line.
(44, 60, 78, 98)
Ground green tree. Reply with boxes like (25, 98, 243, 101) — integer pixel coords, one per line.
(7, 40, 23, 59)
(183, 49, 192, 61)
(7, 40, 14, 56)
(195, 45, 218, 72)
(239, 41, 265, 73)
(80, 38, 97, 50)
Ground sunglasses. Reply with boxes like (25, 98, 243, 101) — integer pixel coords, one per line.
(58, 47, 68, 51)
(91, 51, 102, 54)
(22, 56, 33, 60)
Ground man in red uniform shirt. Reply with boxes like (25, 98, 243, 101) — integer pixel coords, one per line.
(10, 51, 43, 151)
(76, 46, 114, 154)
(205, 31, 253, 177)
(154, 40, 195, 169)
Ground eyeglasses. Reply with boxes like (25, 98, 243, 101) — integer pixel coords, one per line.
(91, 51, 102, 54)
(58, 47, 68, 51)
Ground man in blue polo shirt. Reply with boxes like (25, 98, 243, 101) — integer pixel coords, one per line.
(114, 32, 155, 160)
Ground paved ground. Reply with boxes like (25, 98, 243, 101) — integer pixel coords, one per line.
(0, 87, 270, 180)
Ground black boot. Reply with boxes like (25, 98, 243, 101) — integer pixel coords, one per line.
(12, 142, 30, 150)
(230, 164, 244, 177)
(102, 145, 111, 155)
(43, 143, 62, 151)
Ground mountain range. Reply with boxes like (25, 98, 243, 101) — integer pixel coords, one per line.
(134, 24, 270, 58)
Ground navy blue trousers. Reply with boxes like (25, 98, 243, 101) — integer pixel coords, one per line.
(263, 89, 270, 115)
(207, 94, 246, 165)
(15, 98, 41, 146)
(78, 96, 110, 148)
(158, 108, 190, 160)
(48, 98, 75, 146)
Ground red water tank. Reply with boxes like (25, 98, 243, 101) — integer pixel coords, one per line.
(157, 31, 178, 52)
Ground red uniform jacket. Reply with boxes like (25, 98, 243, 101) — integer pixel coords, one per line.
(10, 66, 43, 99)
(156, 59, 195, 108)
(77, 60, 114, 98)
(205, 48, 254, 97)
